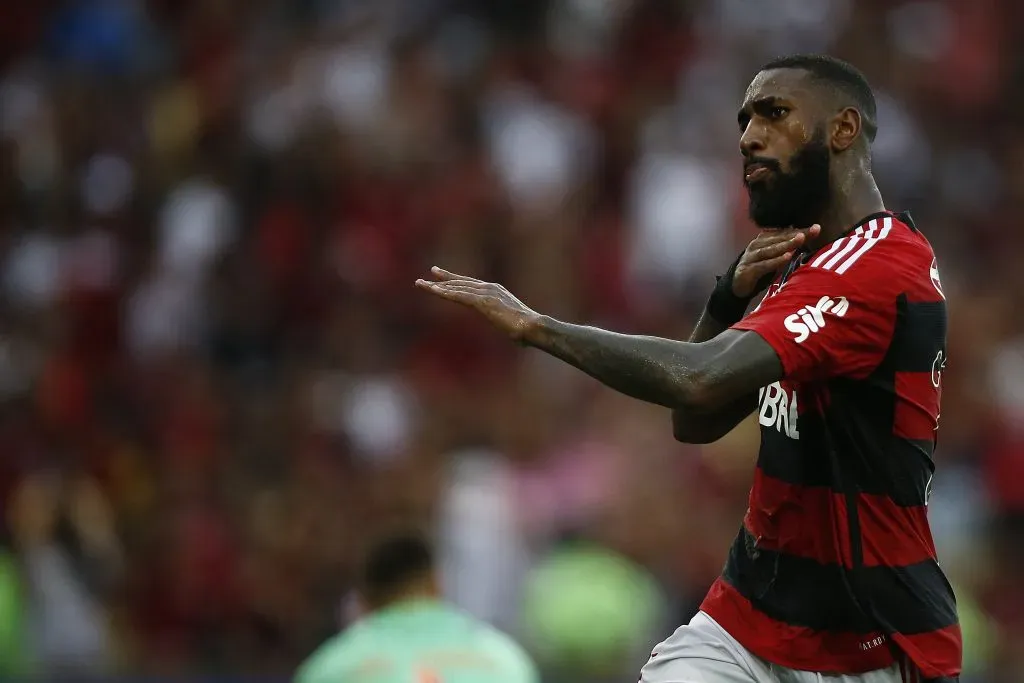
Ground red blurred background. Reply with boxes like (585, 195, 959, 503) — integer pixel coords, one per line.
(0, 0, 1022, 680)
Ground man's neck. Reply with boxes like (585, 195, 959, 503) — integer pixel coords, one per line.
(809, 175, 885, 252)
(370, 582, 441, 614)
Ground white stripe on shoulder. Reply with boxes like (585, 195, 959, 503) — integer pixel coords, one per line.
(834, 216, 892, 274)
(826, 219, 877, 270)
(809, 226, 864, 268)
(820, 228, 865, 270)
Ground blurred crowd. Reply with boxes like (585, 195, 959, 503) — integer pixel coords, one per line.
(1, 0, 1024, 680)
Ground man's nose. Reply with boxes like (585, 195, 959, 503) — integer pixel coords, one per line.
(740, 122, 766, 158)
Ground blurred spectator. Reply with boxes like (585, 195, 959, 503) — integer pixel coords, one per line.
(9, 469, 123, 675)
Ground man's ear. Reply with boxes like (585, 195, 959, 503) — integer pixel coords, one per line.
(831, 107, 861, 153)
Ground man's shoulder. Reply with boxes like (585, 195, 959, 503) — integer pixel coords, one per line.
(473, 621, 534, 660)
(295, 608, 537, 683)
(783, 214, 942, 309)
(295, 629, 364, 683)
(295, 616, 418, 683)
(425, 609, 537, 681)
(473, 624, 539, 682)
(801, 213, 931, 280)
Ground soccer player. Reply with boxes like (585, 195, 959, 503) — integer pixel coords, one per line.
(416, 54, 961, 683)
(294, 533, 538, 683)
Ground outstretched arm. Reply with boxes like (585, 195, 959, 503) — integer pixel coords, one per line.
(415, 268, 782, 413)
(670, 310, 756, 443)
(524, 318, 780, 412)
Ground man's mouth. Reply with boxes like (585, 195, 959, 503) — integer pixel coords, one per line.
(744, 163, 772, 183)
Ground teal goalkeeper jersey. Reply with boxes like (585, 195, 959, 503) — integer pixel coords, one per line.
(294, 599, 539, 683)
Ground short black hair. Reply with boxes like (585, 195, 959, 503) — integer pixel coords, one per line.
(759, 54, 878, 143)
(361, 532, 435, 605)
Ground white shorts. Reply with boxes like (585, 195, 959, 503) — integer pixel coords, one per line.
(639, 612, 926, 683)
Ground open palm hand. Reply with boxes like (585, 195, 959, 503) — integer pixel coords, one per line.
(416, 267, 541, 342)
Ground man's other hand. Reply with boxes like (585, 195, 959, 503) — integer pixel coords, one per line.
(416, 267, 541, 343)
(732, 224, 821, 298)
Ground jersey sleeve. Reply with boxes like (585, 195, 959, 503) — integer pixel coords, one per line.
(731, 242, 904, 383)
(293, 652, 335, 683)
(470, 627, 539, 683)
(293, 636, 365, 683)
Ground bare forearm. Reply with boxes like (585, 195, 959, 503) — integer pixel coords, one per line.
(672, 309, 754, 441)
(417, 266, 780, 414)
(524, 316, 706, 408)
(671, 395, 755, 443)
(688, 308, 730, 343)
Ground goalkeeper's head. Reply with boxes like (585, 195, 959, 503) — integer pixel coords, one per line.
(360, 531, 440, 611)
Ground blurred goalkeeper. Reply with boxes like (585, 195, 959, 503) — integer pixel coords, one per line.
(294, 532, 538, 683)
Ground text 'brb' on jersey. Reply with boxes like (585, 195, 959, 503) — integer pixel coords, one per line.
(700, 212, 961, 679)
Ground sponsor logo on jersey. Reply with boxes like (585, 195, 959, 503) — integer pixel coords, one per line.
(757, 381, 800, 439)
(860, 635, 887, 652)
(783, 295, 850, 343)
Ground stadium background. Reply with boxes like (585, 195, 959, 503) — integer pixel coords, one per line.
(0, 0, 1022, 681)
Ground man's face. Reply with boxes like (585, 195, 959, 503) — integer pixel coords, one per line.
(738, 69, 832, 229)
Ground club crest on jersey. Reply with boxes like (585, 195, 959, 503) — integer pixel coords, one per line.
(784, 295, 849, 343)
(758, 381, 800, 439)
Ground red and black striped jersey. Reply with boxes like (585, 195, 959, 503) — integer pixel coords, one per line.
(700, 212, 962, 678)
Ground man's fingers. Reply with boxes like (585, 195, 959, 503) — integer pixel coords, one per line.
(750, 240, 792, 261)
(745, 232, 800, 255)
(745, 252, 793, 276)
(782, 223, 820, 239)
(755, 229, 802, 244)
(438, 281, 492, 296)
(416, 278, 442, 292)
(417, 280, 491, 297)
(751, 236, 802, 261)
(431, 267, 484, 283)
(416, 280, 485, 304)
(752, 224, 820, 246)
(748, 224, 821, 262)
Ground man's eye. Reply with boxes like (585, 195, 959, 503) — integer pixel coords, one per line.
(769, 107, 788, 119)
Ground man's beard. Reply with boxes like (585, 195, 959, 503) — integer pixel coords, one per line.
(746, 128, 831, 229)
